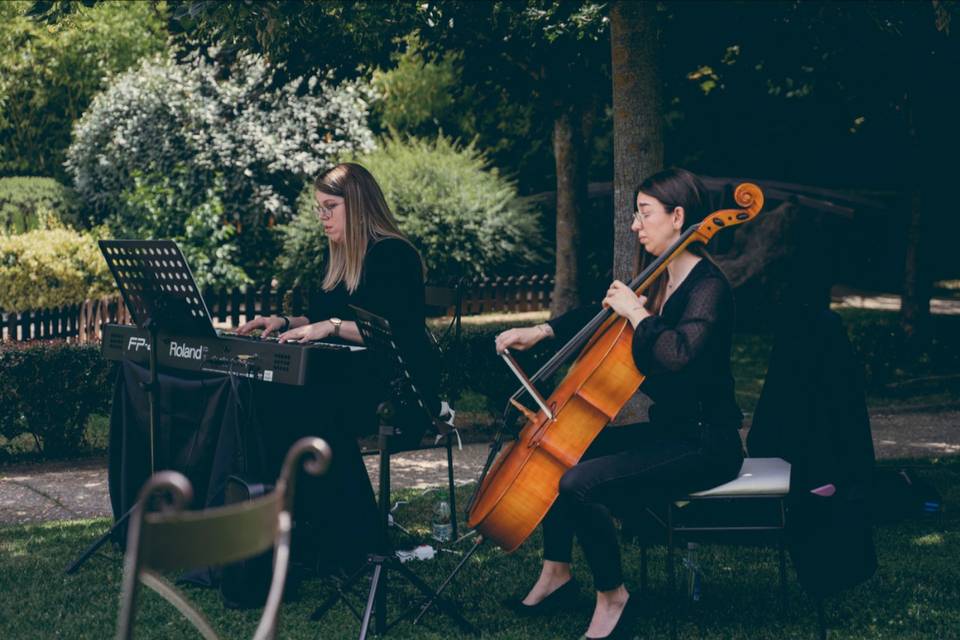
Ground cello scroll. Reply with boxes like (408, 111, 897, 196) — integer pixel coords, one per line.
(692, 182, 764, 243)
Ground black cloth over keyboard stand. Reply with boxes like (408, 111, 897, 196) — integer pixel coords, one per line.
(309, 306, 475, 638)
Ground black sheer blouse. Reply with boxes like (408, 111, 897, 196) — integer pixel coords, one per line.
(547, 259, 742, 437)
(307, 237, 440, 416)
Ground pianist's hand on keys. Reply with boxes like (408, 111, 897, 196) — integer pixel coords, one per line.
(237, 315, 287, 338)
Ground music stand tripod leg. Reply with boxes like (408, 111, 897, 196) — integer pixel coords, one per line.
(391, 558, 476, 635)
(63, 504, 132, 574)
(65, 321, 161, 575)
(412, 535, 485, 626)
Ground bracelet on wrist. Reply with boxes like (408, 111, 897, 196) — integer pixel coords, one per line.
(279, 315, 290, 332)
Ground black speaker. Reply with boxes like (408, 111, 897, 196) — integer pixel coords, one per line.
(220, 475, 274, 610)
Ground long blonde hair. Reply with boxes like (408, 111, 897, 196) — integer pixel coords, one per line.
(315, 163, 420, 293)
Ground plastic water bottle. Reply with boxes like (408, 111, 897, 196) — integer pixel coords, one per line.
(432, 500, 452, 543)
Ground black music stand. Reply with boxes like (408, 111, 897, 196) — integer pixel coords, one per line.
(309, 306, 474, 638)
(66, 239, 215, 574)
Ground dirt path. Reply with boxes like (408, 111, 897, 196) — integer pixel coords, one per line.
(1, 407, 957, 527)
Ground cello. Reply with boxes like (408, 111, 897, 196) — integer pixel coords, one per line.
(467, 183, 764, 552)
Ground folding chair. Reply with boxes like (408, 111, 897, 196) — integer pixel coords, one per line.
(632, 457, 793, 639)
(359, 282, 464, 539)
(116, 437, 332, 640)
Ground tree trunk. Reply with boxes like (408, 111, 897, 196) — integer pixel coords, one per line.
(900, 186, 931, 342)
(610, 0, 663, 282)
(550, 106, 589, 316)
(899, 90, 932, 345)
(608, 1, 663, 426)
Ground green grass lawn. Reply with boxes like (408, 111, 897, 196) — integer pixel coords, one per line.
(2, 459, 958, 640)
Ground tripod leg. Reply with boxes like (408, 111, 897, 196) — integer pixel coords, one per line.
(392, 560, 475, 635)
(310, 560, 371, 621)
(412, 536, 484, 625)
(376, 557, 388, 635)
(358, 563, 384, 640)
(446, 434, 458, 540)
(64, 504, 134, 574)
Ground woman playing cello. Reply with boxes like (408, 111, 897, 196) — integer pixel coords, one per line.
(494, 168, 744, 639)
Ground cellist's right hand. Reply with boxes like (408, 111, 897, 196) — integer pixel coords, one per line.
(495, 324, 554, 354)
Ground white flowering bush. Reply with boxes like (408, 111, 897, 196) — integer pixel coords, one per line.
(66, 51, 375, 283)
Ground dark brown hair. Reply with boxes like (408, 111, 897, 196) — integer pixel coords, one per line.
(634, 168, 714, 312)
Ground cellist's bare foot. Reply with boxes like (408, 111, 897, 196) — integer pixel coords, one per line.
(522, 560, 573, 605)
(585, 587, 630, 639)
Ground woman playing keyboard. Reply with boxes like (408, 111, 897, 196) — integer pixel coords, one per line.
(237, 162, 438, 574)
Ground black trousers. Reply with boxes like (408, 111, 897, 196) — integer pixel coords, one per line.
(258, 380, 382, 571)
(542, 422, 743, 591)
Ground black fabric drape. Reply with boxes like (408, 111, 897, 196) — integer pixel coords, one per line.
(108, 361, 261, 525)
(748, 306, 877, 598)
(107, 360, 380, 567)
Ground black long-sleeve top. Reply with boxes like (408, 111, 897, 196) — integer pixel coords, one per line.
(307, 237, 440, 416)
(547, 259, 742, 438)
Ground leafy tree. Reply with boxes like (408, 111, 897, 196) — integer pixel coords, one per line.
(660, 0, 960, 344)
(163, 0, 421, 82)
(419, 1, 611, 314)
(370, 32, 561, 200)
(0, 0, 167, 179)
(371, 34, 468, 138)
(146, 1, 610, 314)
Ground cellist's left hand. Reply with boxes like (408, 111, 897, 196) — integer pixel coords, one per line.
(602, 280, 651, 327)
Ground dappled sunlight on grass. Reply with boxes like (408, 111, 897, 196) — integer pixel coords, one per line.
(0, 538, 29, 558)
(910, 533, 944, 546)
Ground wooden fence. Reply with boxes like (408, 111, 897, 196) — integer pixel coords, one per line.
(0, 274, 555, 344)
(1, 297, 132, 343)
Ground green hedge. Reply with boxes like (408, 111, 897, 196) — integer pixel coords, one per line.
(0, 176, 80, 233)
(355, 135, 545, 282)
(0, 227, 114, 312)
(0, 342, 113, 457)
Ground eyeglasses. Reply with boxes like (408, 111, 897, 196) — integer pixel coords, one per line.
(632, 210, 656, 226)
(633, 205, 675, 227)
(316, 202, 341, 219)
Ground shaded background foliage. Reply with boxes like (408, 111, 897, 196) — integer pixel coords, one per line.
(0, 341, 111, 456)
(0, 0, 167, 180)
(0, 176, 80, 233)
(2, 0, 958, 338)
